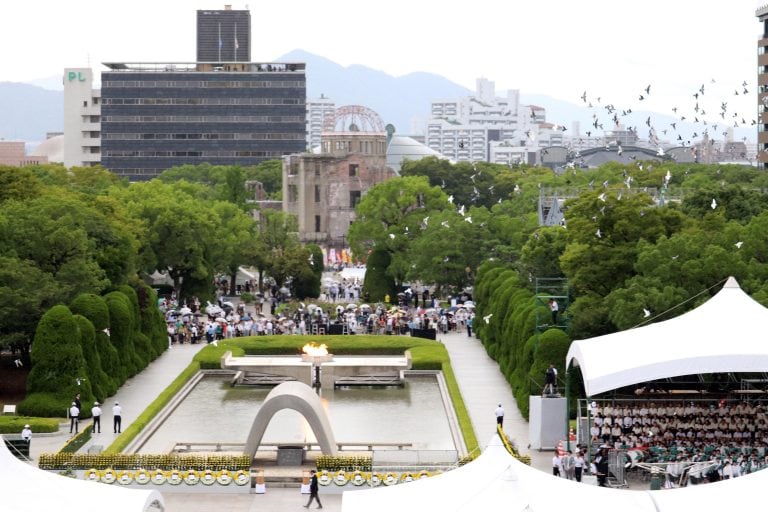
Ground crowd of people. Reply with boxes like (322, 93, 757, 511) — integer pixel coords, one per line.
(159, 277, 476, 343)
(588, 400, 768, 484)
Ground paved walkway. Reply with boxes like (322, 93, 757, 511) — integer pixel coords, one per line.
(437, 331, 550, 470)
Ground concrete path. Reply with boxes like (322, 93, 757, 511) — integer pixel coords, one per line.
(437, 331, 551, 470)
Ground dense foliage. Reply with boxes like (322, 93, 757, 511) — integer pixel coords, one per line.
(352, 157, 768, 412)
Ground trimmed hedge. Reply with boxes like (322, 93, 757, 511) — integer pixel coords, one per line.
(0, 416, 59, 434)
(39, 452, 250, 471)
(20, 305, 93, 416)
(316, 455, 372, 471)
(474, 265, 572, 421)
(71, 293, 119, 396)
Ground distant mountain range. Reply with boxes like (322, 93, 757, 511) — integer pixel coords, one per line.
(1, 49, 755, 147)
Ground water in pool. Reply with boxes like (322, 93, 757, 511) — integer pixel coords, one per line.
(138, 375, 455, 453)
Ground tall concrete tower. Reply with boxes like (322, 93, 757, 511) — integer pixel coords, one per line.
(197, 5, 251, 62)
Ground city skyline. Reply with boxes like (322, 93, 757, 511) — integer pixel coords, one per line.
(2, 0, 762, 122)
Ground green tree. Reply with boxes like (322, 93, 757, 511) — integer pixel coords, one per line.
(348, 176, 452, 283)
(0, 256, 59, 362)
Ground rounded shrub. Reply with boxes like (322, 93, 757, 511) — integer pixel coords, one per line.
(21, 305, 93, 416)
(70, 293, 119, 394)
(73, 314, 109, 401)
(105, 291, 138, 380)
(133, 281, 168, 358)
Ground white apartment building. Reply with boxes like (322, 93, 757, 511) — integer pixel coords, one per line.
(427, 78, 551, 163)
(306, 94, 336, 151)
(63, 68, 101, 168)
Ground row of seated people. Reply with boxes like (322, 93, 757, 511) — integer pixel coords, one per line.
(589, 400, 768, 483)
(589, 400, 768, 444)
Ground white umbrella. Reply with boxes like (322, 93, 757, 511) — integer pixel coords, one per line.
(215, 317, 226, 323)
(360, 304, 371, 310)
(347, 303, 357, 310)
(463, 300, 475, 308)
(179, 306, 192, 315)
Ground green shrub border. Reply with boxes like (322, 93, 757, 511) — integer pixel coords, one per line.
(0, 416, 60, 434)
(38, 452, 249, 471)
(316, 455, 372, 471)
(59, 425, 93, 453)
(97, 334, 477, 455)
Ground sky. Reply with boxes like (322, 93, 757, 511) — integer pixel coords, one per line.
(2, 0, 764, 124)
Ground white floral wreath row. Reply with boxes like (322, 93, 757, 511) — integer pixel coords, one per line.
(316, 469, 436, 487)
(83, 468, 250, 486)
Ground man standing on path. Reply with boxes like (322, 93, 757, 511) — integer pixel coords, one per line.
(69, 402, 80, 434)
(91, 401, 102, 434)
(303, 469, 322, 509)
(113, 401, 122, 433)
(495, 403, 504, 428)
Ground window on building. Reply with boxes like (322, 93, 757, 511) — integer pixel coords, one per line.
(315, 215, 321, 233)
(314, 185, 321, 202)
(350, 190, 361, 208)
(83, 100, 88, 107)
(349, 163, 359, 177)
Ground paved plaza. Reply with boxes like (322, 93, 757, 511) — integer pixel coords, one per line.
(24, 328, 542, 512)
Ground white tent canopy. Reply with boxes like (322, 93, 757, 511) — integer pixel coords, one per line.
(342, 434, 768, 511)
(1, 438, 164, 512)
(566, 277, 768, 397)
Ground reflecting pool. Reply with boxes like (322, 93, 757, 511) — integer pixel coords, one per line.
(138, 375, 455, 453)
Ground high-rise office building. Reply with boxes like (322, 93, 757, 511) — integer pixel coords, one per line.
(756, 6, 768, 169)
(197, 6, 251, 62)
(100, 61, 306, 181)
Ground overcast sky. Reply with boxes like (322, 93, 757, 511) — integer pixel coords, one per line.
(3, 1, 764, 119)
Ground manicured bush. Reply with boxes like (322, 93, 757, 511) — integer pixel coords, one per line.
(21, 305, 93, 416)
(105, 291, 138, 379)
(316, 455, 372, 471)
(73, 314, 109, 401)
(527, 328, 571, 396)
(70, 293, 119, 395)
(0, 416, 59, 434)
(117, 285, 149, 369)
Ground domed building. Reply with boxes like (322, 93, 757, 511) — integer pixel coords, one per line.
(283, 105, 397, 249)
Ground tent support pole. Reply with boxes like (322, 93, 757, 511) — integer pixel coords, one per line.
(565, 368, 571, 452)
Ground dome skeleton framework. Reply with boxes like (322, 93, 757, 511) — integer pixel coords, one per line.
(322, 105, 385, 134)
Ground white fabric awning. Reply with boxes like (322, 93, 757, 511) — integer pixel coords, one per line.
(342, 434, 768, 511)
(1, 438, 164, 512)
(566, 277, 768, 397)
(342, 435, 657, 512)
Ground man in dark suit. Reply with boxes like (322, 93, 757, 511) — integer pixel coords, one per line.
(303, 470, 322, 509)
